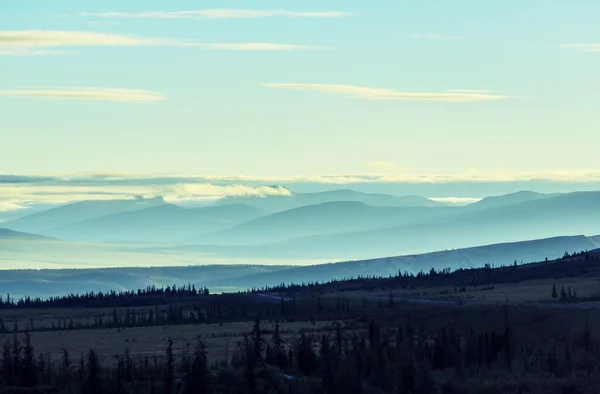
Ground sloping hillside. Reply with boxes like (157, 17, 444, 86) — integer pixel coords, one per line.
(201, 235, 598, 289)
(191, 201, 457, 245)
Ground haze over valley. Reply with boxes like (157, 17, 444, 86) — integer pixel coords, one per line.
(2, 186, 600, 297)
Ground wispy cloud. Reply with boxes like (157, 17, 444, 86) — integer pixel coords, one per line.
(265, 83, 511, 102)
(0, 87, 165, 103)
(448, 89, 498, 93)
(81, 9, 350, 20)
(561, 43, 600, 53)
(0, 30, 165, 47)
(0, 30, 312, 54)
(0, 48, 66, 56)
(197, 43, 310, 51)
(410, 34, 470, 40)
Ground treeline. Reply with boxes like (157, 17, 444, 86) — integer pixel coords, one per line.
(254, 250, 600, 295)
(1, 310, 599, 393)
(0, 283, 210, 310)
(0, 292, 361, 334)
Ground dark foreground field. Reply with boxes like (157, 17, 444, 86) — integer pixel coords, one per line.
(1, 293, 600, 393)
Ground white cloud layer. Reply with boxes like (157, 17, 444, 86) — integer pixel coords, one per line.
(0, 183, 293, 206)
(265, 83, 511, 102)
(0, 30, 311, 54)
(561, 43, 600, 52)
(0, 87, 165, 103)
(81, 9, 349, 20)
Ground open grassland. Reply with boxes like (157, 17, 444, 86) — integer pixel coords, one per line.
(330, 276, 600, 304)
(0, 320, 337, 366)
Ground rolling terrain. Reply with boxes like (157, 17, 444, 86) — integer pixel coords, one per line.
(49, 203, 263, 243)
(206, 190, 600, 260)
(191, 201, 456, 245)
(200, 235, 600, 289)
(215, 188, 443, 213)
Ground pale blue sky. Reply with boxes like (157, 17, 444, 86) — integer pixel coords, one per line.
(1, 0, 600, 180)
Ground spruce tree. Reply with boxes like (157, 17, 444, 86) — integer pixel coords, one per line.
(183, 341, 210, 394)
(560, 285, 567, 301)
(271, 322, 286, 368)
(251, 316, 263, 362)
(11, 334, 21, 381)
(86, 349, 102, 394)
(22, 332, 36, 386)
(1, 340, 13, 386)
(164, 338, 175, 394)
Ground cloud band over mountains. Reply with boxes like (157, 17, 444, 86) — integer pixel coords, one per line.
(3, 171, 600, 211)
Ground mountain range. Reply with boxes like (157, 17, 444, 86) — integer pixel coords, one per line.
(3, 189, 600, 263)
(215, 188, 443, 212)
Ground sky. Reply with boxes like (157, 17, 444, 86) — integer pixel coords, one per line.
(1, 0, 600, 209)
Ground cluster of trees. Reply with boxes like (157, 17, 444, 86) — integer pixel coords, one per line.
(551, 284, 579, 302)
(552, 285, 600, 304)
(1, 309, 599, 394)
(0, 284, 210, 310)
